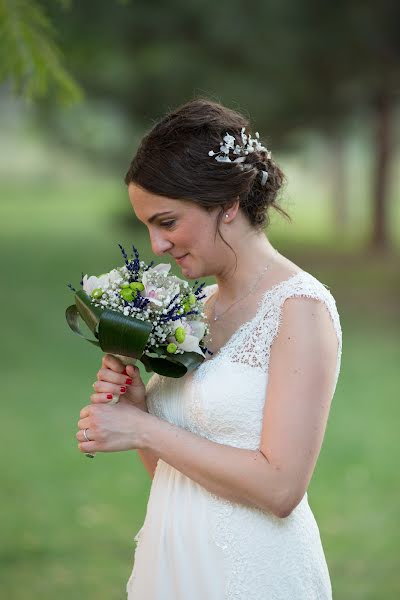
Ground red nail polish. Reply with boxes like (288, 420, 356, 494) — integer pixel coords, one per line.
(107, 394, 113, 399)
(125, 378, 133, 385)
(120, 386, 126, 393)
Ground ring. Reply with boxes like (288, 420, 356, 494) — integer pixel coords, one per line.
(108, 394, 120, 405)
(83, 428, 91, 442)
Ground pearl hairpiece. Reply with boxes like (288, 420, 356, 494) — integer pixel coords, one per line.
(208, 127, 271, 186)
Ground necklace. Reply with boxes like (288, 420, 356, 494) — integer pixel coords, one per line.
(212, 251, 278, 321)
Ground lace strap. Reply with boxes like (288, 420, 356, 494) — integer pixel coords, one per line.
(259, 271, 342, 386)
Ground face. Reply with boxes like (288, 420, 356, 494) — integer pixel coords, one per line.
(128, 183, 223, 278)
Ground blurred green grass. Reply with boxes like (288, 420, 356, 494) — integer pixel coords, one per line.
(1, 149, 399, 599)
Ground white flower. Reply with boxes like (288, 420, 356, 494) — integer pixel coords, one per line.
(166, 319, 206, 356)
(150, 263, 171, 275)
(142, 285, 164, 307)
(108, 269, 121, 283)
(82, 268, 120, 295)
(223, 133, 236, 148)
(208, 126, 271, 165)
(142, 263, 181, 307)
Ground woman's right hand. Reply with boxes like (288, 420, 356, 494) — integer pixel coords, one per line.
(91, 354, 148, 412)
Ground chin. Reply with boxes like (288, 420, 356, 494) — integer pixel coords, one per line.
(178, 263, 199, 280)
(177, 256, 212, 280)
(188, 267, 213, 281)
(180, 266, 196, 279)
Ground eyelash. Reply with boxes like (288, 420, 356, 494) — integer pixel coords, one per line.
(161, 220, 176, 229)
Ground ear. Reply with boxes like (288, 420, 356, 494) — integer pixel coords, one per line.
(223, 197, 240, 219)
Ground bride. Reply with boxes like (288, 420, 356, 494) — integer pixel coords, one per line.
(76, 97, 342, 599)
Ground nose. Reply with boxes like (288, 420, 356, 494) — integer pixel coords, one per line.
(149, 228, 173, 257)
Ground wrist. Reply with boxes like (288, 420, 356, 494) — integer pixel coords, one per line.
(137, 411, 160, 451)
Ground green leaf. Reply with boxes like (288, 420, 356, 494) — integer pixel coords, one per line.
(75, 290, 103, 334)
(142, 349, 204, 378)
(97, 309, 152, 359)
(65, 304, 101, 348)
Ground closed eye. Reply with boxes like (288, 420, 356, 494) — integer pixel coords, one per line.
(161, 220, 176, 229)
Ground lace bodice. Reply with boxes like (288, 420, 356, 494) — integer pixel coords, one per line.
(146, 269, 342, 450)
(200, 269, 342, 381)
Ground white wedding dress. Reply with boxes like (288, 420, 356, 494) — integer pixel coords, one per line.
(126, 270, 342, 599)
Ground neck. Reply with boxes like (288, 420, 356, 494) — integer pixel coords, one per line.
(213, 232, 279, 303)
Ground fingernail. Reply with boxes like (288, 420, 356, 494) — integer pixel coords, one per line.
(125, 378, 133, 385)
(107, 394, 113, 399)
(120, 386, 126, 393)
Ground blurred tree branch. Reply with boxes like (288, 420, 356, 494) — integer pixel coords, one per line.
(0, 0, 82, 104)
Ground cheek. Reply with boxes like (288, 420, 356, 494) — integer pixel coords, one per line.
(185, 217, 215, 244)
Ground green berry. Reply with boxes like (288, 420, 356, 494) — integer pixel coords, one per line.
(174, 326, 186, 343)
(121, 282, 130, 289)
(129, 281, 144, 291)
(91, 288, 103, 299)
(120, 288, 133, 301)
(167, 342, 177, 353)
(188, 293, 196, 306)
(182, 301, 191, 313)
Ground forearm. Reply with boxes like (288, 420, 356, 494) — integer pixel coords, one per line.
(137, 448, 159, 479)
(135, 401, 159, 479)
(140, 413, 288, 517)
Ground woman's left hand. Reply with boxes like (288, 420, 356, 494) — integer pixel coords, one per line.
(76, 400, 149, 454)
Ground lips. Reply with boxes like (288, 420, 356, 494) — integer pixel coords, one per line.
(176, 253, 188, 263)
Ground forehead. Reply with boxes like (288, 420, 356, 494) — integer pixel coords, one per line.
(128, 183, 198, 222)
(129, 183, 182, 212)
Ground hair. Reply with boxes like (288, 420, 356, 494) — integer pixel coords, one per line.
(124, 97, 291, 266)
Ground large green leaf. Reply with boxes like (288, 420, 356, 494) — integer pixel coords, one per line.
(97, 309, 152, 358)
(142, 349, 204, 378)
(65, 304, 100, 348)
(75, 290, 103, 333)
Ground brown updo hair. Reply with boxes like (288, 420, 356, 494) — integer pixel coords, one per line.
(124, 97, 291, 259)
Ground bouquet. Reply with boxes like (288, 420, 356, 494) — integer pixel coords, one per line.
(66, 243, 211, 378)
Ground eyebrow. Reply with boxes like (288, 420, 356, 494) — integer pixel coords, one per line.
(147, 211, 175, 224)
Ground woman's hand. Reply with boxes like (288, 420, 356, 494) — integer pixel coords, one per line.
(91, 354, 148, 412)
(76, 354, 149, 455)
(76, 401, 150, 454)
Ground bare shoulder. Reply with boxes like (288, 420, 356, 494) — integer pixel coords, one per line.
(277, 293, 340, 359)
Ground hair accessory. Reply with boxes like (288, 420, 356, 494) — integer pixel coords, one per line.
(208, 127, 271, 187)
(259, 170, 269, 186)
(208, 127, 272, 164)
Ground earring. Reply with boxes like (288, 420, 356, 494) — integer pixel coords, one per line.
(225, 214, 229, 218)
